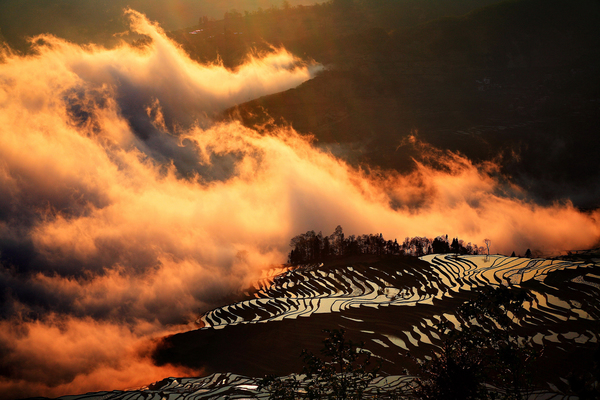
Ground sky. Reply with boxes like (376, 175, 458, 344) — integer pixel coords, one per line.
(0, 8, 599, 399)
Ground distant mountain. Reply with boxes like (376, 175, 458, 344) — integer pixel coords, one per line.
(0, 0, 322, 51)
(390, 0, 600, 68)
(167, 0, 502, 67)
(219, 0, 600, 209)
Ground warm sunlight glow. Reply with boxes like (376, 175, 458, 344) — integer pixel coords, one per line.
(0, 8, 598, 399)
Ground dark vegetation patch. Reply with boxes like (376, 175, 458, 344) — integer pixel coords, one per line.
(287, 225, 485, 264)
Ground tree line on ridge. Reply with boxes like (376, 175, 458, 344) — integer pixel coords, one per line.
(288, 225, 488, 265)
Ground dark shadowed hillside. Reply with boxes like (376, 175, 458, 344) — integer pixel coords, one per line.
(167, 0, 501, 67)
(0, 0, 322, 52)
(153, 252, 600, 396)
(214, 0, 600, 209)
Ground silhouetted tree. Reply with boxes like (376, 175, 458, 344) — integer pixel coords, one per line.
(322, 236, 330, 258)
(415, 286, 538, 400)
(484, 239, 491, 256)
(330, 225, 345, 256)
(408, 236, 431, 257)
(524, 249, 532, 258)
(260, 329, 380, 399)
(432, 236, 450, 254)
(567, 342, 600, 399)
(392, 238, 400, 255)
(450, 238, 461, 253)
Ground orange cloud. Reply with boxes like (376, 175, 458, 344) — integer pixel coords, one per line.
(0, 9, 598, 399)
(0, 315, 199, 399)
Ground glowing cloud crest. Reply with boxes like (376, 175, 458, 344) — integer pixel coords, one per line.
(0, 9, 598, 400)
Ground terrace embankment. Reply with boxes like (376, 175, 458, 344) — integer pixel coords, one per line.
(154, 253, 600, 392)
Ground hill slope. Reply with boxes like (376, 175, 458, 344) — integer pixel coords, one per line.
(152, 253, 600, 395)
(52, 252, 600, 398)
(221, 0, 600, 209)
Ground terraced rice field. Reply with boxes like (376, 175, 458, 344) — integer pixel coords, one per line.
(63, 254, 600, 399)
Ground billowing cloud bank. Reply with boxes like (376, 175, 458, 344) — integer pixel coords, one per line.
(0, 9, 598, 399)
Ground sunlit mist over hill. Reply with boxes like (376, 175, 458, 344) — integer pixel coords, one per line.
(0, 1, 599, 399)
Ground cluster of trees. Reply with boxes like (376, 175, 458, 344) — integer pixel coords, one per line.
(288, 226, 486, 264)
(219, 0, 336, 21)
(260, 287, 540, 399)
(511, 249, 532, 258)
(419, 285, 597, 399)
(413, 286, 539, 399)
(260, 328, 379, 400)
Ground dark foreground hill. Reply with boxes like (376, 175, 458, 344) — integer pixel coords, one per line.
(151, 253, 600, 396)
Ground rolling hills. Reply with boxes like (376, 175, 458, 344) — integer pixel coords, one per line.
(56, 251, 600, 398)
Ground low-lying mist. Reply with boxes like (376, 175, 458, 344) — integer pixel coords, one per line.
(0, 9, 598, 399)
